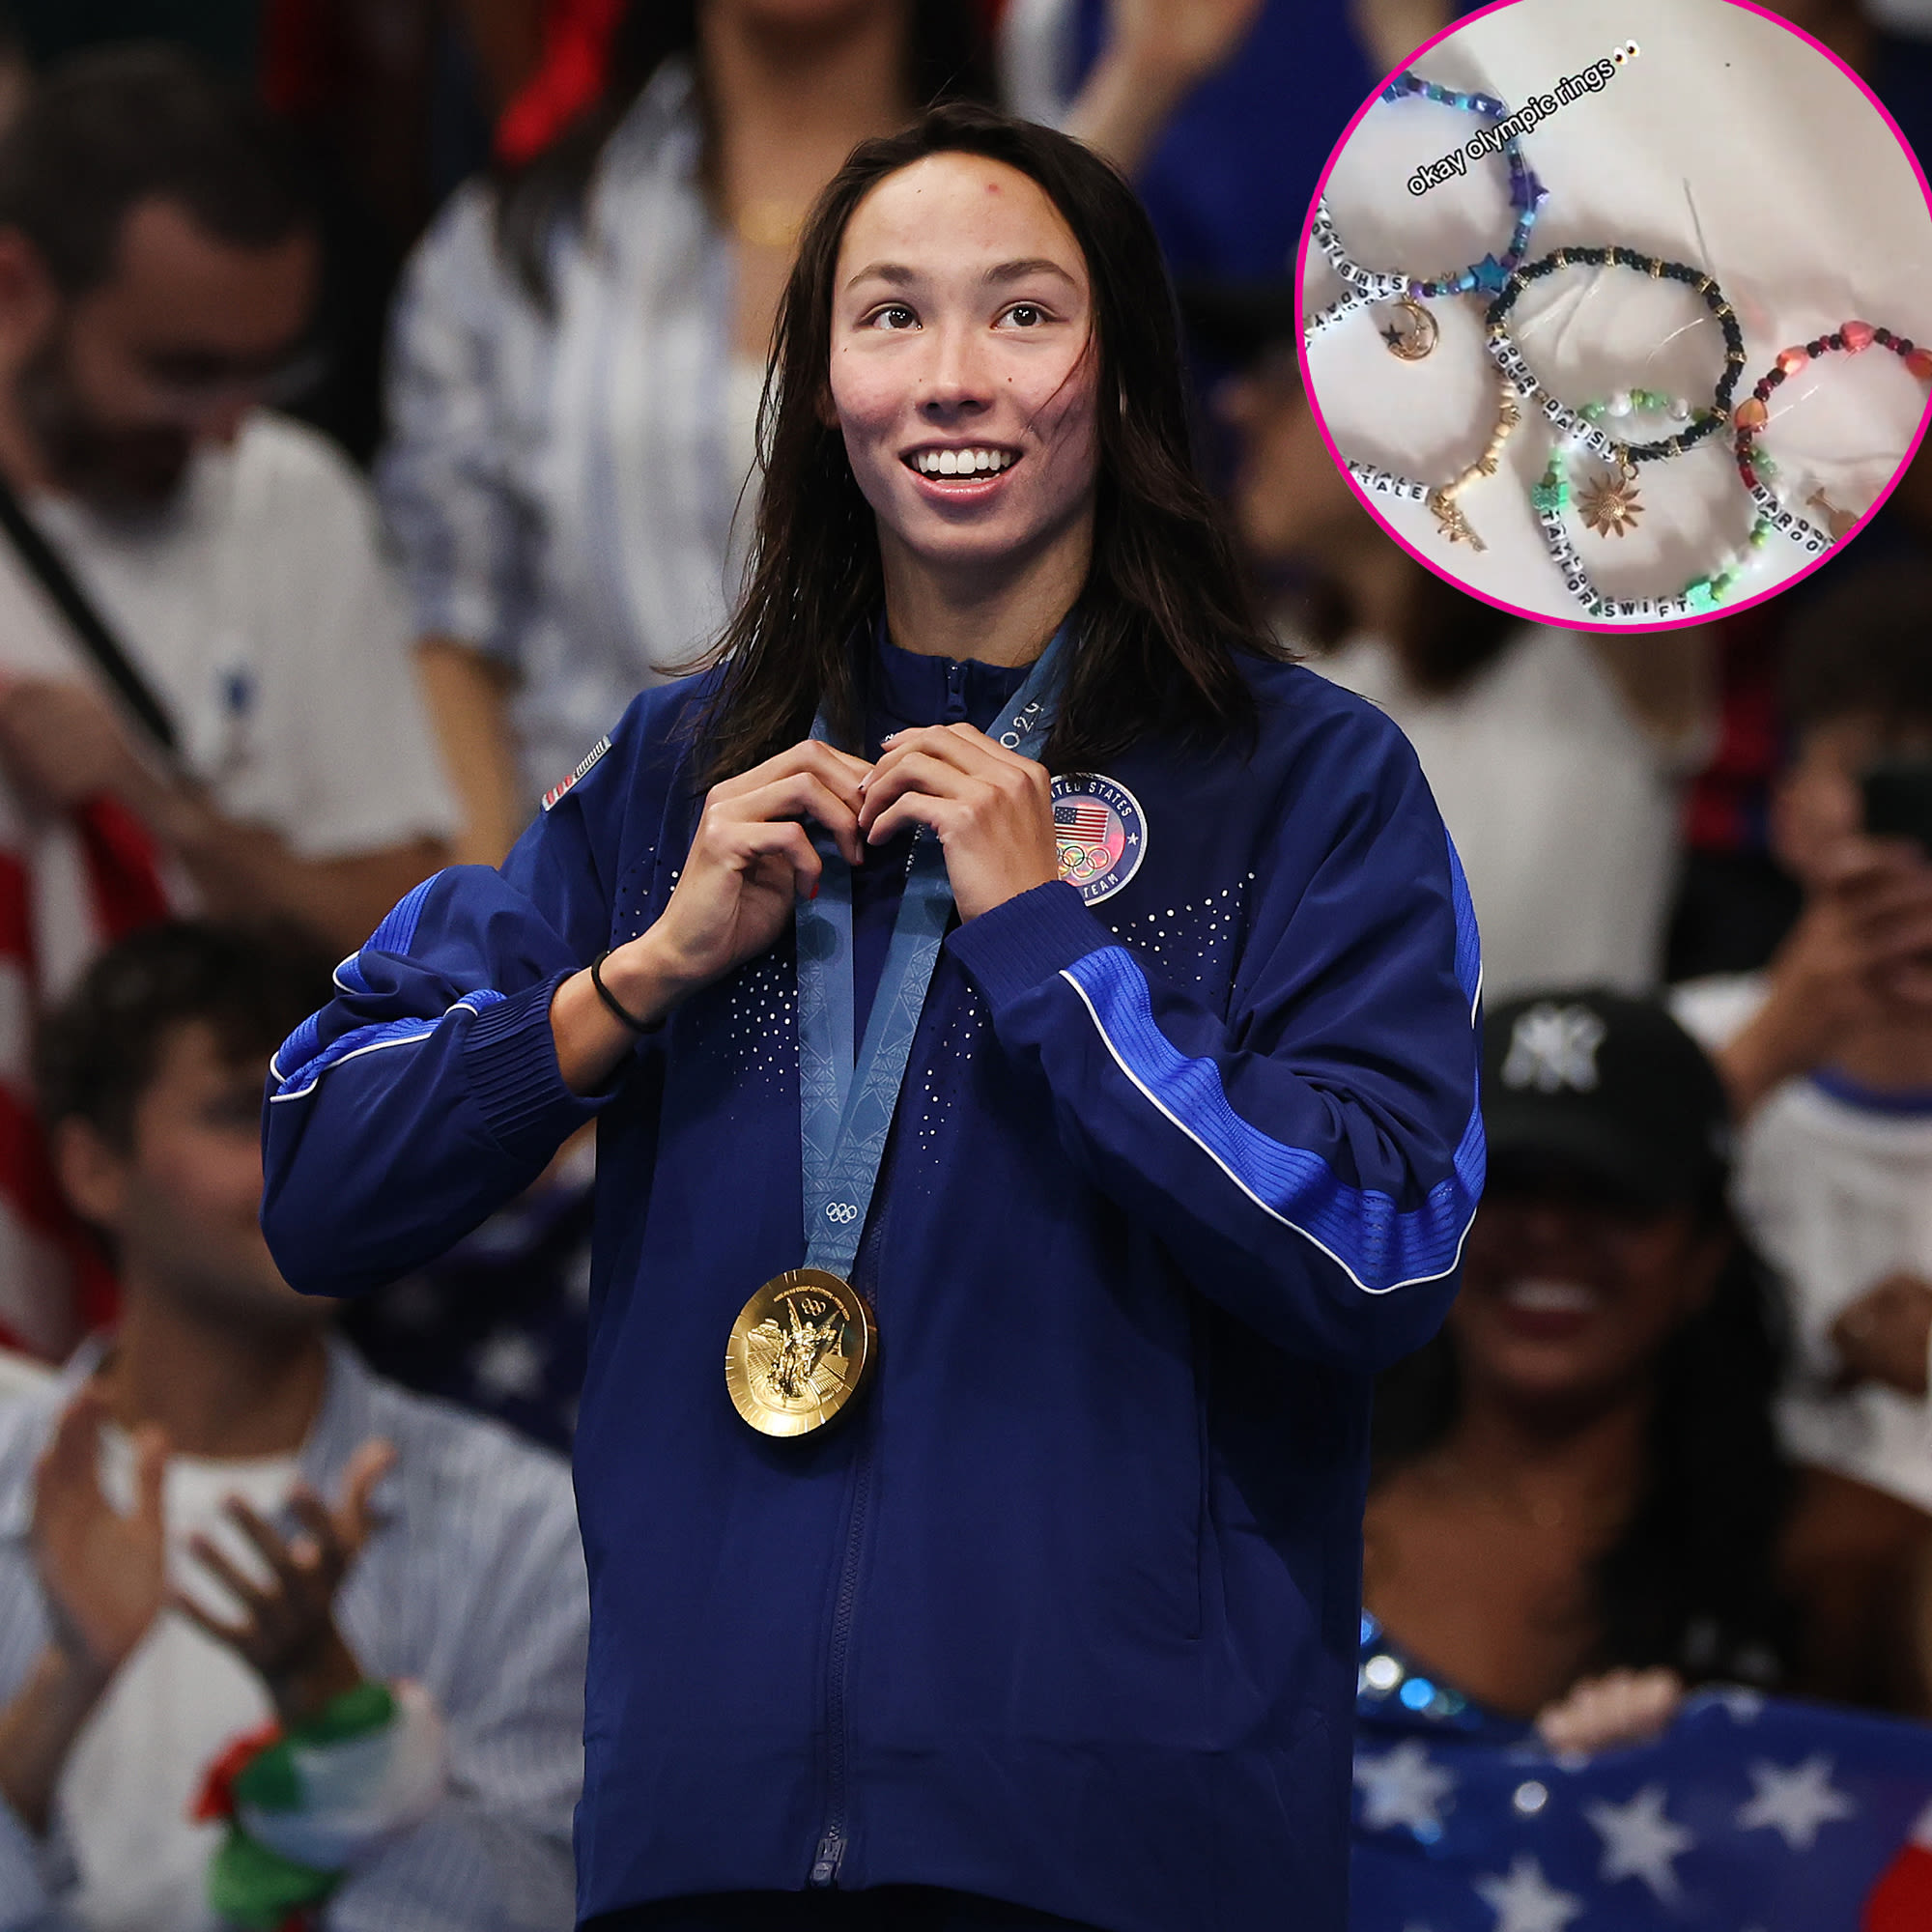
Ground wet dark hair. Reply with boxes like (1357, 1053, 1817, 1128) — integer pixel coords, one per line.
(494, 0, 995, 307)
(1782, 554, 1932, 731)
(0, 43, 312, 298)
(1373, 1191, 1798, 1690)
(35, 921, 335, 1151)
(685, 100, 1283, 788)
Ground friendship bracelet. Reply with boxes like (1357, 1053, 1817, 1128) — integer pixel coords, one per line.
(1733, 321, 1932, 552)
(1316, 75, 1548, 302)
(1305, 75, 1547, 353)
(1545, 385, 1724, 539)
(1531, 402, 1775, 621)
(590, 950, 662, 1035)
(1347, 372, 1524, 551)
(1486, 246, 1746, 462)
(1305, 204, 1437, 355)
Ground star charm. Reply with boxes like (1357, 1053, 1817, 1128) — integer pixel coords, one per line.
(1354, 1741, 1458, 1834)
(1584, 1783, 1695, 1901)
(1736, 1755, 1856, 1851)
(1471, 252, 1510, 293)
(1473, 1854, 1584, 1932)
(1380, 296, 1438, 360)
(1577, 467, 1643, 538)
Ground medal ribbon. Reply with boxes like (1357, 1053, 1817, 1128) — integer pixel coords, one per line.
(793, 622, 1069, 1282)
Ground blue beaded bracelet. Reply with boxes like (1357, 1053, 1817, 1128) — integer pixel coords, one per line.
(1312, 71, 1548, 320)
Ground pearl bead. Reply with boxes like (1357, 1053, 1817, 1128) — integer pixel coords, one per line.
(1607, 391, 1633, 417)
(1668, 397, 1690, 421)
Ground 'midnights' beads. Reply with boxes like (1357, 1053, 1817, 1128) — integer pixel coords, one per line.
(1732, 322, 1932, 552)
(1533, 422, 1774, 622)
(1484, 247, 1746, 462)
(1345, 374, 1524, 551)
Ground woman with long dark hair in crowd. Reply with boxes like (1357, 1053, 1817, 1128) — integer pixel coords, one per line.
(384, 0, 1264, 865)
(262, 103, 1481, 1930)
(1361, 986, 1872, 1752)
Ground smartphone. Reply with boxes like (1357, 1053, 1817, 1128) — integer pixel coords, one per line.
(1861, 759, 1932, 857)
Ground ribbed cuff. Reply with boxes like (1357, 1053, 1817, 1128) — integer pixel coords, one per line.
(462, 972, 606, 1158)
(945, 880, 1116, 1013)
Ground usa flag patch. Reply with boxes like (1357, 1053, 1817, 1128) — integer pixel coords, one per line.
(542, 736, 611, 811)
(1050, 773, 1147, 905)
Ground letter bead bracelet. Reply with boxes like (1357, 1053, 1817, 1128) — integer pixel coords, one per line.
(1347, 372, 1523, 551)
(1305, 72, 1548, 348)
(1532, 395, 1776, 621)
(1486, 247, 1746, 462)
(1733, 323, 1932, 551)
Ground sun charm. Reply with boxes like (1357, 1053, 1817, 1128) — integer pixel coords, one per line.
(1577, 461, 1643, 539)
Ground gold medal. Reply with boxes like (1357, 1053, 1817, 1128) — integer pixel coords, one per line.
(724, 1268, 876, 1437)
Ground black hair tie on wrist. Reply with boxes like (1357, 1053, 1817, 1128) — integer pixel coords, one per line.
(589, 950, 662, 1035)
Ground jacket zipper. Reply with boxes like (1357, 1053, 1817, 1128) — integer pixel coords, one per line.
(813, 664, 966, 1887)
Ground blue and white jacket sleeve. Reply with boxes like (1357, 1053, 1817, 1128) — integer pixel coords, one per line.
(946, 715, 1483, 1371)
(261, 782, 615, 1298)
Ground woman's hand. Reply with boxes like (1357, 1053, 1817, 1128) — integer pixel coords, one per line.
(856, 724, 1060, 922)
(1535, 1667, 1685, 1755)
(553, 739, 870, 1094)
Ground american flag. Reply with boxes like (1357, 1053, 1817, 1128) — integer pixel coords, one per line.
(1054, 800, 1111, 843)
(1351, 1615, 1932, 1929)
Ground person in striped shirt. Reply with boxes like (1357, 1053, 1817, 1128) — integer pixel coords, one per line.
(0, 923, 587, 1932)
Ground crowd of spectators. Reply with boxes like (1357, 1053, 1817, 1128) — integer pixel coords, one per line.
(0, 1, 1921, 1927)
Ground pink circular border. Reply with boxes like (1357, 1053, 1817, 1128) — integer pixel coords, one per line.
(1293, 0, 1932, 635)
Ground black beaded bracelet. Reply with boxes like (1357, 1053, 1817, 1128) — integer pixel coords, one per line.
(590, 949, 662, 1035)
(1484, 245, 1746, 463)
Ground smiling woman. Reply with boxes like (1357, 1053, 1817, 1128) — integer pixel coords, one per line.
(262, 102, 1486, 1932)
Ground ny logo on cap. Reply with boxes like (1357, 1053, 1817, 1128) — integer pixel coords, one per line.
(1501, 1003, 1606, 1094)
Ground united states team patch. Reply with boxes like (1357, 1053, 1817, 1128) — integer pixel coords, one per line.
(1051, 773, 1147, 904)
(542, 736, 611, 811)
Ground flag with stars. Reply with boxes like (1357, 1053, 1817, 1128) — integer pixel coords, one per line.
(1352, 1616, 1932, 1930)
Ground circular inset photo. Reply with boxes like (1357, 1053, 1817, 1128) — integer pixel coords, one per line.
(1296, 0, 1932, 630)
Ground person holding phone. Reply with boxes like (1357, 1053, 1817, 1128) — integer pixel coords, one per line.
(262, 105, 1481, 1931)
(1673, 554, 1932, 1714)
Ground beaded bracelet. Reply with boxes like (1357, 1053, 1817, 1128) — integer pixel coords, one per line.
(1733, 321, 1932, 552)
(1347, 374, 1523, 551)
(1486, 246, 1746, 462)
(1531, 399, 1774, 621)
(1304, 72, 1548, 351)
(1320, 73, 1548, 301)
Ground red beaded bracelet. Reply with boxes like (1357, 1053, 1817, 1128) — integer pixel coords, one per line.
(1733, 322, 1932, 553)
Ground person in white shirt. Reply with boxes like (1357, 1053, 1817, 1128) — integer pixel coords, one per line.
(1219, 348, 1713, 1003)
(0, 45, 456, 956)
(1670, 555, 1932, 1711)
(0, 922, 587, 1930)
(383, 0, 1265, 865)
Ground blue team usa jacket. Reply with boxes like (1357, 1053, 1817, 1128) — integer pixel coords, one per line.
(261, 643, 1483, 1932)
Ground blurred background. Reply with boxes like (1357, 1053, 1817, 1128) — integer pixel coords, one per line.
(0, 2, 1926, 1927)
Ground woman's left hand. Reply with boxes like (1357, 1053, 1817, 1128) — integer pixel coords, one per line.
(857, 724, 1059, 921)
(1535, 1667, 1685, 1755)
